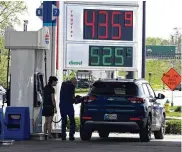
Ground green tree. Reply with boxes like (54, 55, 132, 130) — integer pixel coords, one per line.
(0, 1, 27, 88)
(0, 1, 27, 31)
(63, 70, 77, 81)
(146, 37, 170, 45)
(0, 55, 8, 87)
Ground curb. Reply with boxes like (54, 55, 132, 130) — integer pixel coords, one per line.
(0, 140, 14, 146)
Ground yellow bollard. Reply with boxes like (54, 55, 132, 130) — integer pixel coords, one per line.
(165, 100, 170, 112)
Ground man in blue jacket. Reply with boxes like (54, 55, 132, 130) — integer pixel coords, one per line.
(59, 77, 77, 141)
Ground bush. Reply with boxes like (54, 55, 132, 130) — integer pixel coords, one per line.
(66, 117, 80, 132)
(174, 106, 182, 112)
(66, 118, 181, 135)
(166, 120, 181, 135)
(75, 88, 89, 93)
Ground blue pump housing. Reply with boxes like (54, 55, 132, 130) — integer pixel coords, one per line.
(4, 107, 30, 140)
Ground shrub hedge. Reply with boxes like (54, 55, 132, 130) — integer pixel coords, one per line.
(66, 117, 181, 135)
(165, 120, 181, 135)
(174, 106, 182, 112)
(75, 88, 89, 93)
(66, 117, 80, 132)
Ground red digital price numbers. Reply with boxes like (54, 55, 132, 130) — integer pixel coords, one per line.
(83, 9, 133, 41)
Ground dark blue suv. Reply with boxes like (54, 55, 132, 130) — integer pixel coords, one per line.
(80, 79, 166, 142)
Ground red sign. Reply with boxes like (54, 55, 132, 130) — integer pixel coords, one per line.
(45, 33, 50, 44)
(162, 68, 181, 91)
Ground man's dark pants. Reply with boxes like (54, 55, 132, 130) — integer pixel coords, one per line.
(60, 104, 75, 138)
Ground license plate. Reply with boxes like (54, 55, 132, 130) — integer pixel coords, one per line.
(104, 114, 117, 120)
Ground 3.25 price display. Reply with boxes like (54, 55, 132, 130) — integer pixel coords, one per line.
(84, 9, 133, 41)
(89, 46, 133, 67)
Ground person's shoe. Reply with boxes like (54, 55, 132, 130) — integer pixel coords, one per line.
(44, 135, 48, 140)
(62, 137, 66, 140)
(69, 136, 75, 141)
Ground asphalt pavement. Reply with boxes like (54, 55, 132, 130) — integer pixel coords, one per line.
(0, 133, 181, 152)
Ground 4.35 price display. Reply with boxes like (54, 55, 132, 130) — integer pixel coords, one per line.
(84, 9, 133, 41)
(89, 46, 133, 67)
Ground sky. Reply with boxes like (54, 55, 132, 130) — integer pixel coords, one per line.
(16, 0, 182, 39)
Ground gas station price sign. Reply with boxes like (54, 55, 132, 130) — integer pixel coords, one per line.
(65, 3, 138, 70)
(89, 46, 133, 67)
(83, 9, 133, 41)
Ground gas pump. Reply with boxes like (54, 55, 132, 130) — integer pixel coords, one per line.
(4, 26, 50, 135)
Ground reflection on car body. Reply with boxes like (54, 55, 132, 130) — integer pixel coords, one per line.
(0, 85, 6, 95)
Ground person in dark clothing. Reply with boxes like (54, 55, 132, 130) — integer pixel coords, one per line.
(42, 76, 58, 138)
(59, 77, 77, 141)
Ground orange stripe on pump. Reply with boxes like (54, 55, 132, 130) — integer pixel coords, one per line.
(130, 117, 141, 120)
(82, 117, 92, 120)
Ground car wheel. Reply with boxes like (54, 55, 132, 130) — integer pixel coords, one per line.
(80, 125, 92, 141)
(139, 117, 152, 142)
(154, 116, 165, 139)
(98, 131, 109, 138)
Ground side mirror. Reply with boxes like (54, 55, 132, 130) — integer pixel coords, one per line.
(157, 93, 165, 99)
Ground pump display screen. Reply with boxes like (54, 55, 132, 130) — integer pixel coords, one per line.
(65, 3, 138, 70)
(83, 9, 133, 41)
(89, 46, 133, 67)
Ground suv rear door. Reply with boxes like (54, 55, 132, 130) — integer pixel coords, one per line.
(146, 84, 162, 127)
(82, 81, 145, 122)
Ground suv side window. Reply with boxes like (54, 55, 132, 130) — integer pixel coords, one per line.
(146, 84, 156, 98)
(142, 84, 150, 97)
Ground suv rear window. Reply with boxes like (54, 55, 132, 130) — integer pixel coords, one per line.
(90, 82, 138, 96)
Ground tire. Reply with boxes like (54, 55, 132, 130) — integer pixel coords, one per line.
(80, 125, 92, 141)
(139, 117, 152, 142)
(98, 131, 109, 138)
(154, 116, 165, 139)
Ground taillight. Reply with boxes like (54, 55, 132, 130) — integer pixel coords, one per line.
(127, 97, 145, 103)
(82, 116, 92, 120)
(84, 95, 96, 103)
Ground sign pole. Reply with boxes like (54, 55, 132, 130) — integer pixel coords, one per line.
(171, 59, 174, 107)
(141, 1, 146, 78)
(171, 90, 174, 107)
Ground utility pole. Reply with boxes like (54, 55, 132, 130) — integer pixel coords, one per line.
(173, 27, 182, 53)
(170, 27, 181, 106)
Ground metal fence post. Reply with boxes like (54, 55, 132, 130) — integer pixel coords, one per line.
(148, 72, 152, 84)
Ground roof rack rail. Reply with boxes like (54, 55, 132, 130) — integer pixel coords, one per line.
(134, 78, 145, 81)
(97, 78, 104, 81)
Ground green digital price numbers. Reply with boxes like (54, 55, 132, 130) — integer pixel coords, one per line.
(89, 46, 133, 67)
